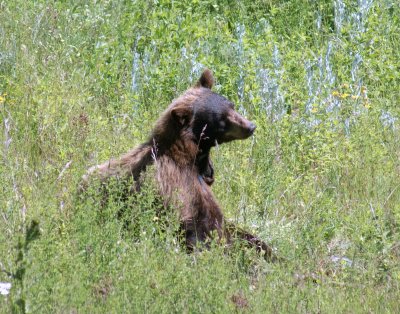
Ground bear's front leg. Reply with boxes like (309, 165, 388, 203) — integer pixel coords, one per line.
(224, 221, 280, 262)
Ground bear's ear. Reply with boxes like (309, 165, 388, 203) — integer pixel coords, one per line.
(196, 69, 214, 89)
(171, 105, 192, 126)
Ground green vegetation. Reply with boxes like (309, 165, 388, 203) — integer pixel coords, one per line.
(1, 0, 399, 312)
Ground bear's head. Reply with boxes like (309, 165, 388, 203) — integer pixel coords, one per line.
(168, 69, 256, 150)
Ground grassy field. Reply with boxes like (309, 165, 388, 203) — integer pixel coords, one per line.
(1, 0, 400, 312)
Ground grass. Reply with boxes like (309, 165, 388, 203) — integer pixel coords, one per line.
(1, 0, 400, 312)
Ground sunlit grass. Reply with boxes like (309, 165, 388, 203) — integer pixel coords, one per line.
(1, 0, 399, 312)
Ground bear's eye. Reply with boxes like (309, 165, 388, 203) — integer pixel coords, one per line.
(219, 120, 226, 131)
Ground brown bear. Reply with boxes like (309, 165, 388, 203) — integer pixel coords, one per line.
(83, 69, 275, 260)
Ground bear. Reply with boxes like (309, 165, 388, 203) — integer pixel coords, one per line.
(83, 69, 275, 260)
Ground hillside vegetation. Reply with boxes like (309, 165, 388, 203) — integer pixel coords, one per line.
(1, 0, 399, 312)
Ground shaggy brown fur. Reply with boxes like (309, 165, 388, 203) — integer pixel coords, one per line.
(83, 69, 275, 260)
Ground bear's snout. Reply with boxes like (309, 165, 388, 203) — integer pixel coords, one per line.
(248, 122, 256, 135)
(241, 121, 256, 138)
(218, 114, 256, 143)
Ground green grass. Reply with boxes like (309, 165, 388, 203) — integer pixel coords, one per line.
(1, 0, 400, 312)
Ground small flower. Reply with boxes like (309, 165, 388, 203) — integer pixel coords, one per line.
(332, 91, 340, 97)
(351, 95, 360, 100)
(340, 93, 350, 99)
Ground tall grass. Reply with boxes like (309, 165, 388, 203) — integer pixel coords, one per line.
(1, 0, 399, 312)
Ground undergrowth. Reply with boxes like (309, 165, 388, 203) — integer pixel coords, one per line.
(1, 0, 399, 312)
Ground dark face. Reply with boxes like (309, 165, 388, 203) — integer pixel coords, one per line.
(192, 91, 256, 148)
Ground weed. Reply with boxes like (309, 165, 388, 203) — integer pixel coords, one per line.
(1, 0, 399, 312)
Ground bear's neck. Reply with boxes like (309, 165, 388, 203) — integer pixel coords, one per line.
(150, 127, 210, 166)
(164, 138, 203, 166)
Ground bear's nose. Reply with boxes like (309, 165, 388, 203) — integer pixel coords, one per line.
(248, 122, 256, 134)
